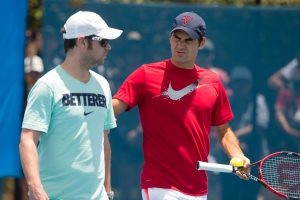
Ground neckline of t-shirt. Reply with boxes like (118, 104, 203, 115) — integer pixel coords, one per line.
(57, 65, 94, 86)
(166, 59, 198, 75)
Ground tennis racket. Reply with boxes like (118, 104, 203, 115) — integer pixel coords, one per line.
(196, 151, 300, 200)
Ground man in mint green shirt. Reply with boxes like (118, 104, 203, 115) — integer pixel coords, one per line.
(19, 11, 122, 200)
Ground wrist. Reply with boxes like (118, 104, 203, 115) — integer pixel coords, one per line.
(231, 152, 245, 158)
(27, 181, 43, 191)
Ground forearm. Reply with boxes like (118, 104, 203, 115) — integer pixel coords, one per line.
(19, 138, 43, 190)
(104, 130, 112, 192)
(217, 124, 244, 158)
(268, 71, 285, 90)
(234, 124, 252, 137)
(217, 124, 250, 180)
(276, 111, 292, 132)
(276, 111, 300, 136)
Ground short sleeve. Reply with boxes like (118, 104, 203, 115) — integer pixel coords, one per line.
(211, 80, 234, 126)
(22, 81, 53, 133)
(104, 86, 117, 130)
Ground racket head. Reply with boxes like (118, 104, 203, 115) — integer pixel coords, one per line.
(258, 151, 300, 199)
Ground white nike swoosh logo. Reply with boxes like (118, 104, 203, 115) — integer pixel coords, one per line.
(162, 77, 206, 101)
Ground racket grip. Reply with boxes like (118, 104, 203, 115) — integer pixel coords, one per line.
(196, 161, 234, 173)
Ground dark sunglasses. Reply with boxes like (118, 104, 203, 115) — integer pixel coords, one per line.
(91, 36, 110, 48)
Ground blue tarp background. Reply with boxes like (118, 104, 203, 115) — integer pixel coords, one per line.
(42, 2, 300, 200)
(0, 0, 27, 178)
(0, 0, 299, 199)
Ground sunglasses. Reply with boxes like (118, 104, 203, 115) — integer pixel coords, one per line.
(91, 36, 110, 48)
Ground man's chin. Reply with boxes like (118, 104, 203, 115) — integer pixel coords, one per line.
(173, 57, 186, 64)
(97, 60, 104, 66)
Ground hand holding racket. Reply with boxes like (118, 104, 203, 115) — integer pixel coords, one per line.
(196, 151, 300, 199)
(228, 155, 251, 180)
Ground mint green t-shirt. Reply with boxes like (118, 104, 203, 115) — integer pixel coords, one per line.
(22, 66, 116, 200)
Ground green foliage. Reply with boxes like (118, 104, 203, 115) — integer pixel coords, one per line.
(105, 0, 300, 5)
(28, 0, 43, 30)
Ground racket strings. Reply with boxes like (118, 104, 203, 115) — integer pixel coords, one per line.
(261, 153, 300, 198)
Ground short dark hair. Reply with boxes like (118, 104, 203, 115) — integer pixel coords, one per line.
(63, 37, 93, 53)
(198, 37, 204, 46)
(61, 26, 94, 53)
(63, 39, 76, 53)
(61, 27, 75, 53)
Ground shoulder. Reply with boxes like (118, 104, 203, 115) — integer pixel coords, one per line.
(36, 67, 61, 88)
(40, 65, 62, 80)
(196, 66, 222, 83)
(90, 71, 111, 93)
(90, 70, 108, 83)
(140, 60, 168, 70)
(126, 60, 167, 79)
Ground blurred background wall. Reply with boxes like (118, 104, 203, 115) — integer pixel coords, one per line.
(42, 2, 300, 199)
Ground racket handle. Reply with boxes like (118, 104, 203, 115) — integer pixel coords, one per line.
(196, 161, 234, 173)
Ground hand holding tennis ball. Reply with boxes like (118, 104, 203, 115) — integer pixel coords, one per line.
(230, 156, 250, 180)
(229, 157, 244, 167)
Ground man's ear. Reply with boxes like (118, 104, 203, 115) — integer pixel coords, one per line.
(199, 37, 206, 50)
(76, 37, 86, 48)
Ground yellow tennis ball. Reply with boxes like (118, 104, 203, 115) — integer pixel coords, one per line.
(229, 157, 244, 167)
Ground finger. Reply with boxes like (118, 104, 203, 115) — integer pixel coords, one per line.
(236, 171, 249, 180)
(242, 165, 251, 174)
(242, 158, 251, 168)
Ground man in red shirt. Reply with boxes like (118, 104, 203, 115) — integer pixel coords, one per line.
(113, 11, 250, 200)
